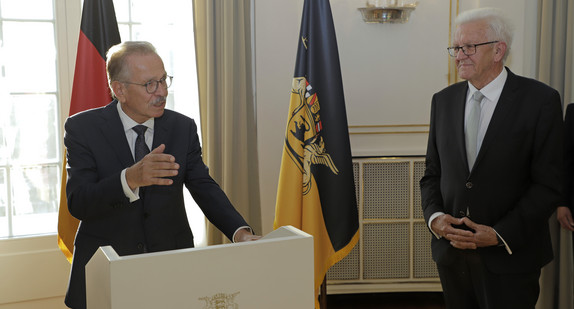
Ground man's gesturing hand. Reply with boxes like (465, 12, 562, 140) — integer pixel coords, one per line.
(126, 144, 179, 189)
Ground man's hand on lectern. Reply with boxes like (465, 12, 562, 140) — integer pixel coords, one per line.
(234, 228, 261, 242)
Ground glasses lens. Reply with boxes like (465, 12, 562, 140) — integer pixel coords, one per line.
(144, 81, 156, 93)
(145, 77, 173, 93)
(463, 45, 476, 56)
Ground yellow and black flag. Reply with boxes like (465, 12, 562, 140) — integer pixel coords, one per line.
(273, 0, 359, 306)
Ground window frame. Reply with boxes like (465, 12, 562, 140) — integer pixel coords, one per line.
(0, 0, 80, 238)
(0, 0, 202, 241)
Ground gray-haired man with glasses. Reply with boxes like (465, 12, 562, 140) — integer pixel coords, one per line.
(63, 41, 260, 309)
(420, 7, 563, 309)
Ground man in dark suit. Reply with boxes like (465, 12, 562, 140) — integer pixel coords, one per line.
(420, 7, 563, 308)
(558, 104, 574, 238)
(64, 41, 260, 309)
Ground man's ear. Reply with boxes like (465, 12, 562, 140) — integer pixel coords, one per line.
(111, 81, 126, 102)
(494, 41, 507, 62)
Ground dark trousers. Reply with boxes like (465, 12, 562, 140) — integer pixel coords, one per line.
(437, 250, 541, 309)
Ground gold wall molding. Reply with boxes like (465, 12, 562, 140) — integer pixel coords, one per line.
(349, 124, 429, 135)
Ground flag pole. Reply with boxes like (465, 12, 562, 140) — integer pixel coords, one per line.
(320, 276, 327, 308)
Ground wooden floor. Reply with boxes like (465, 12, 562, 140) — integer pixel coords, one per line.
(326, 292, 446, 309)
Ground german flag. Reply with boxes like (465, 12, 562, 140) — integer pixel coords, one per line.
(273, 0, 359, 307)
(57, 0, 121, 263)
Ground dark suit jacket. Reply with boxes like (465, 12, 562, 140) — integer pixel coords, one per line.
(64, 101, 249, 309)
(563, 103, 574, 214)
(420, 68, 563, 274)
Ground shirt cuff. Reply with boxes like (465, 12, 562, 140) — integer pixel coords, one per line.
(232, 226, 252, 243)
(121, 168, 140, 203)
(492, 228, 512, 255)
(428, 212, 445, 239)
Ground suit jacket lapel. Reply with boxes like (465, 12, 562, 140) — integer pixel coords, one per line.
(454, 83, 470, 172)
(474, 68, 519, 168)
(100, 101, 135, 167)
(152, 112, 170, 150)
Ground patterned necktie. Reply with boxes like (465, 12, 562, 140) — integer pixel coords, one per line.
(465, 91, 484, 169)
(133, 125, 150, 162)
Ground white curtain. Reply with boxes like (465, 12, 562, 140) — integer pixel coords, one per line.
(192, 0, 262, 244)
(536, 0, 574, 308)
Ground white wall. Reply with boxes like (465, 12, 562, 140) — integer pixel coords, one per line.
(255, 0, 539, 235)
(0, 236, 70, 309)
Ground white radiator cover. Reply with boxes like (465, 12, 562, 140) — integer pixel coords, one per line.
(327, 157, 441, 294)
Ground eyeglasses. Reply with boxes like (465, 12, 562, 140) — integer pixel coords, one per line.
(447, 41, 499, 57)
(122, 75, 173, 94)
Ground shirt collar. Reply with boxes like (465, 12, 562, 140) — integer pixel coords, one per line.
(116, 101, 155, 133)
(467, 67, 508, 102)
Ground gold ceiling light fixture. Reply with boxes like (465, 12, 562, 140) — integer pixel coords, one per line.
(358, 1, 418, 24)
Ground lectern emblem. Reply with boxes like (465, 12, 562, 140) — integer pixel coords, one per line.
(199, 292, 239, 309)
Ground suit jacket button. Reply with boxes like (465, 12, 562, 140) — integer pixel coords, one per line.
(466, 182, 473, 189)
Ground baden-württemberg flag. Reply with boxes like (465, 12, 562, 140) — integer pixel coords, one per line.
(57, 0, 121, 263)
(273, 0, 359, 306)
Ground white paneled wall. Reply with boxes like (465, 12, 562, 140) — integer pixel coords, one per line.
(0, 235, 69, 308)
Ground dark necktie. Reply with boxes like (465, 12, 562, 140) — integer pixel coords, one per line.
(133, 125, 150, 162)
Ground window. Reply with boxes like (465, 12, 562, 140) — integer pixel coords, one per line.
(113, 0, 200, 121)
(0, 0, 204, 244)
(0, 0, 61, 237)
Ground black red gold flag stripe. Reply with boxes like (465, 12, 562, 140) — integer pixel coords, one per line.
(57, 0, 121, 263)
(273, 0, 359, 307)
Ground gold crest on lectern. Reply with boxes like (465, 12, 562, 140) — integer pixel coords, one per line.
(199, 292, 239, 309)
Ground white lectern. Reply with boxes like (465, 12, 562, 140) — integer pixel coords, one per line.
(85, 225, 314, 308)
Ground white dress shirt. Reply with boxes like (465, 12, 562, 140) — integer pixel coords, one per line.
(117, 102, 154, 203)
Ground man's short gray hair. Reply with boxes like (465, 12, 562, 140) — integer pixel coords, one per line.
(455, 7, 514, 62)
(106, 41, 158, 98)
